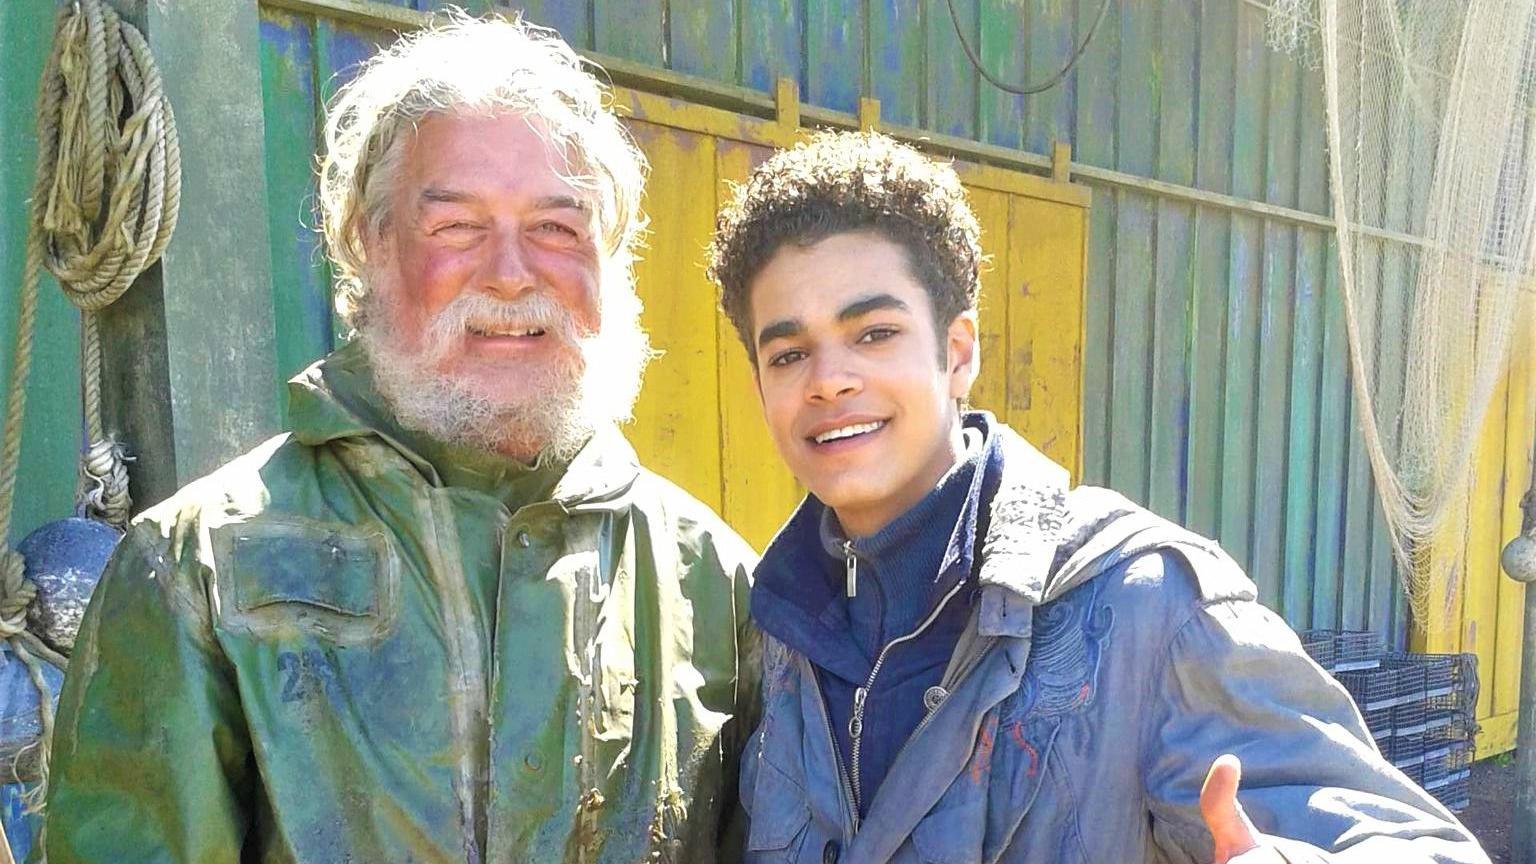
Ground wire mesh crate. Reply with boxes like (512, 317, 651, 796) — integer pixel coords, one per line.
(1392, 696, 1427, 735)
(1302, 629, 1385, 672)
(1389, 730, 1425, 766)
(1299, 630, 1337, 670)
(1423, 710, 1476, 750)
(1362, 706, 1394, 742)
(1421, 741, 1473, 789)
(1427, 772, 1471, 813)
(1394, 758, 1425, 785)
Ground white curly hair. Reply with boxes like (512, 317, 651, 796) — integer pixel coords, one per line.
(316, 11, 649, 330)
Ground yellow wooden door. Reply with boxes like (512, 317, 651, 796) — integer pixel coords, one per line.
(1417, 308, 1533, 758)
(613, 86, 1090, 551)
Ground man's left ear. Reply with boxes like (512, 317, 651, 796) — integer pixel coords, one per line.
(946, 311, 980, 399)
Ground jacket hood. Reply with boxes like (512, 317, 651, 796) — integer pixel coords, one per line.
(973, 425, 1249, 637)
(284, 341, 640, 509)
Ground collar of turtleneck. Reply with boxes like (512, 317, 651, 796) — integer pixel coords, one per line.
(817, 425, 984, 658)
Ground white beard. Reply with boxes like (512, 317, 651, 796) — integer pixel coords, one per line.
(358, 276, 652, 464)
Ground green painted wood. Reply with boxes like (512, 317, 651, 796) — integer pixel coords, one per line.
(869, 0, 923, 127)
(1073, 0, 1119, 488)
(1105, 0, 1157, 504)
(805, 0, 865, 114)
(1149, 1, 1197, 523)
(924, 0, 977, 139)
(594, 0, 664, 67)
(1281, 61, 1330, 628)
(1312, 241, 1349, 629)
(741, 0, 801, 92)
(1250, 42, 1302, 610)
(1217, 6, 1268, 570)
(136, 0, 282, 487)
(1185, 0, 1238, 541)
(515, 0, 592, 50)
(670, 0, 738, 83)
(0, 0, 83, 543)
(1022, 0, 1074, 155)
(260, 8, 334, 418)
(976, 0, 1025, 149)
(1339, 267, 1380, 629)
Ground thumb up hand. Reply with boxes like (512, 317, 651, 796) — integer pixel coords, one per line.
(1199, 754, 1284, 864)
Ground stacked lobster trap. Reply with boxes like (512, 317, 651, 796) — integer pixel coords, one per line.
(1300, 630, 1479, 812)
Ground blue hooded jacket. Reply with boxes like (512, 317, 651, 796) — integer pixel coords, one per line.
(739, 417, 1488, 864)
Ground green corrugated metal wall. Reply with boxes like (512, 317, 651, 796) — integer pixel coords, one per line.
(253, 0, 1411, 645)
(0, 0, 1411, 646)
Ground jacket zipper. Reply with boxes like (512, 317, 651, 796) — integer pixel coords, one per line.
(847, 575, 972, 811)
(810, 667, 862, 834)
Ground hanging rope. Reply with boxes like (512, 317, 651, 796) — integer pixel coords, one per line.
(0, 0, 178, 801)
(944, 0, 1115, 97)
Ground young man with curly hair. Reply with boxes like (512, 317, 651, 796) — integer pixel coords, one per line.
(707, 131, 1487, 864)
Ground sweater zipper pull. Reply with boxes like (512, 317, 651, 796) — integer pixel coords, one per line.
(844, 541, 857, 598)
(849, 686, 867, 741)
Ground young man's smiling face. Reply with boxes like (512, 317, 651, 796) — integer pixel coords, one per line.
(749, 230, 979, 537)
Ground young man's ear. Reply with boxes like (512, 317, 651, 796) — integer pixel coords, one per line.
(946, 311, 980, 400)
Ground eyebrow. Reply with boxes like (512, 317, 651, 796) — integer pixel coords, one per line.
(417, 188, 591, 215)
(755, 293, 912, 350)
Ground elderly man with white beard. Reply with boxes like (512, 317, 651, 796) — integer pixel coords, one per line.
(45, 15, 758, 864)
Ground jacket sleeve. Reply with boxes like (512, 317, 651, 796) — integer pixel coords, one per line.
(46, 524, 252, 864)
(1141, 595, 1490, 864)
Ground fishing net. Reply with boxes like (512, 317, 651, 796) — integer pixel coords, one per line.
(1267, 0, 1536, 622)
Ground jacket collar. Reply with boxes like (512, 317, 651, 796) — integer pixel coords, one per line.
(284, 342, 639, 510)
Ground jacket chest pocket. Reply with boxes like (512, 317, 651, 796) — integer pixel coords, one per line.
(744, 755, 815, 862)
(212, 517, 399, 645)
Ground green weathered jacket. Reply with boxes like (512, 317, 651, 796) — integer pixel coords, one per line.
(46, 346, 760, 864)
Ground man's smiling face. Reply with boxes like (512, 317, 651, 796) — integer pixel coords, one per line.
(749, 230, 978, 537)
(378, 111, 602, 404)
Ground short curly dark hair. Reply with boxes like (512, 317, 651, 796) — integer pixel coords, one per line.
(707, 131, 983, 361)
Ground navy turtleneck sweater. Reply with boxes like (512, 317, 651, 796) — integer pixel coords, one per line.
(813, 427, 985, 815)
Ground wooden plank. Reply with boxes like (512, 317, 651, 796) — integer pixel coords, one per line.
(1250, 44, 1301, 612)
(805, 0, 865, 114)
(1311, 241, 1349, 630)
(1022, 0, 1075, 156)
(1337, 243, 1382, 631)
(869, 0, 924, 128)
(140, 0, 282, 486)
(976, 0, 1026, 149)
(1148, 0, 1197, 523)
(1008, 195, 1084, 471)
(1070, 0, 1117, 487)
(714, 138, 799, 551)
(0, 0, 82, 540)
(623, 121, 722, 510)
(1103, 0, 1157, 504)
(1185, 0, 1238, 540)
(1494, 314, 1533, 720)
(516, 0, 592, 50)
(260, 8, 334, 415)
(968, 187, 1012, 424)
(741, 0, 802, 93)
(594, 0, 664, 67)
(1281, 47, 1329, 627)
(1465, 370, 1510, 720)
(670, 0, 738, 83)
(1475, 710, 1519, 761)
(924, 0, 977, 139)
(1218, 6, 1267, 572)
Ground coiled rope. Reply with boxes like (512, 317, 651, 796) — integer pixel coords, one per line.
(0, 0, 179, 802)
